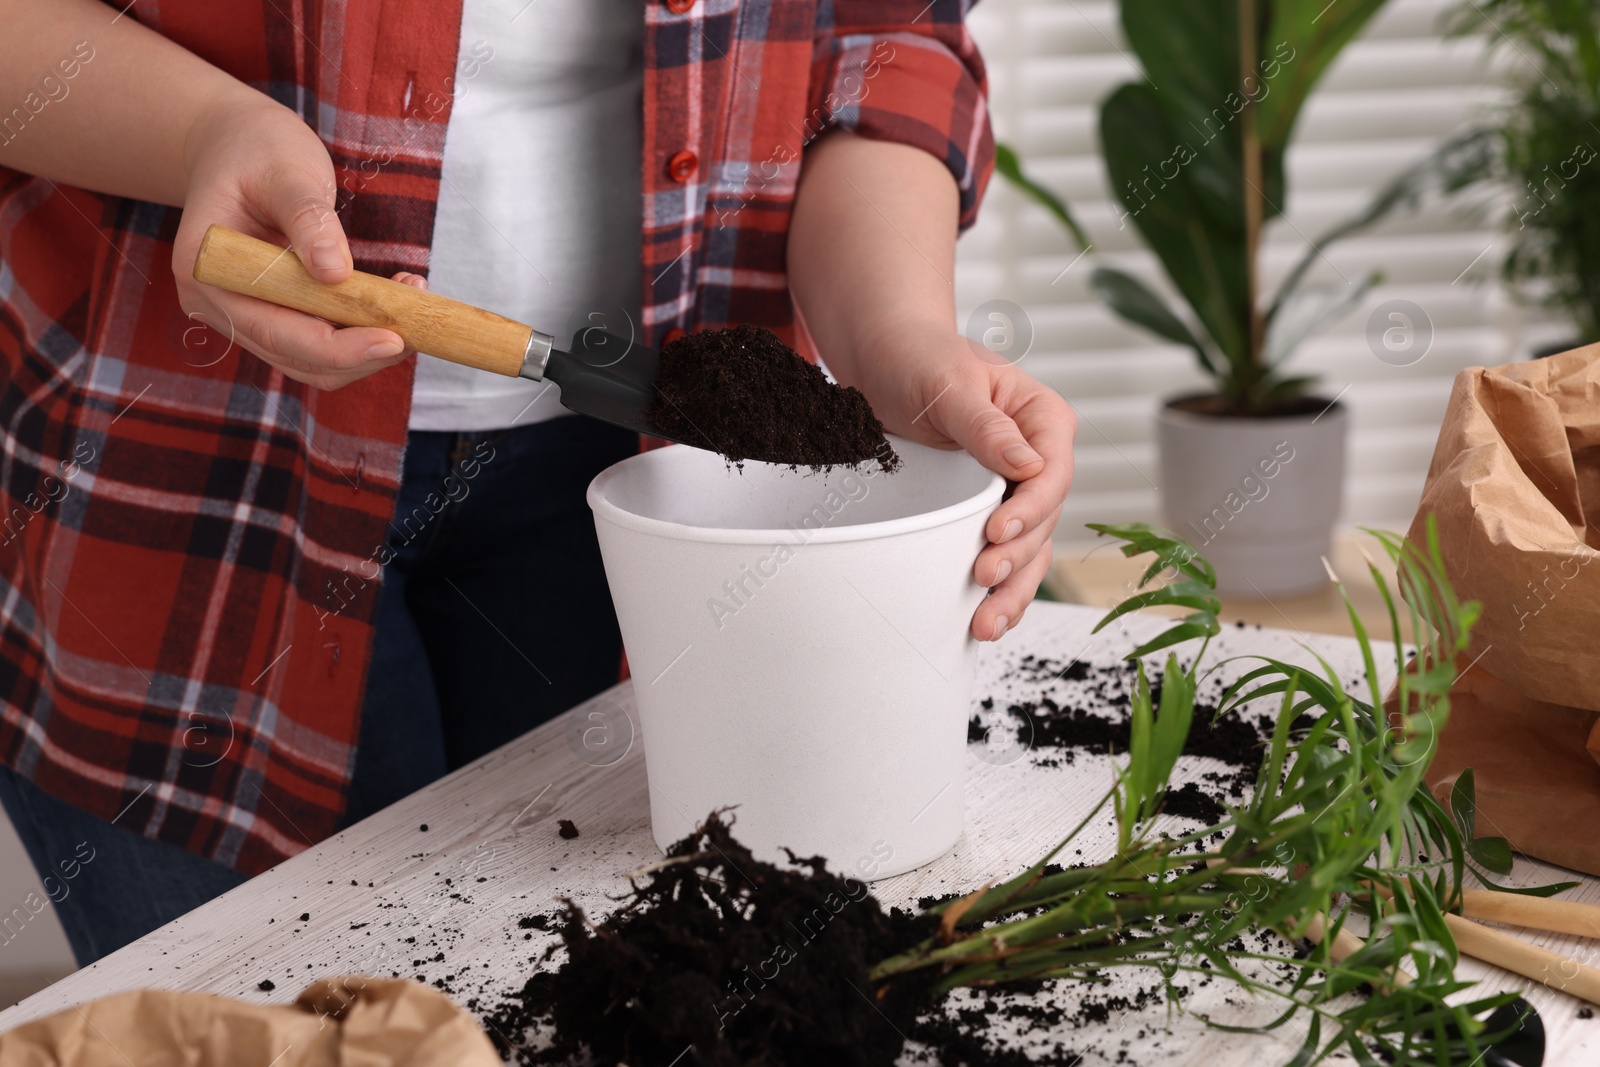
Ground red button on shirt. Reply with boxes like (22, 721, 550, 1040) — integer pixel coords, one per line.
(664, 0, 693, 12)
(662, 327, 687, 346)
(667, 150, 698, 182)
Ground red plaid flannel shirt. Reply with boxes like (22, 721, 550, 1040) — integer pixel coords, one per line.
(0, 0, 992, 874)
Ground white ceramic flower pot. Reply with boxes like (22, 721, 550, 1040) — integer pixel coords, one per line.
(1156, 398, 1348, 598)
(587, 436, 1003, 880)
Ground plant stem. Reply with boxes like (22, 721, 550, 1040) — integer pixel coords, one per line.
(1240, 0, 1265, 408)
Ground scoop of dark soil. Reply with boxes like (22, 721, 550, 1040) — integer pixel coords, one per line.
(646, 324, 901, 473)
(483, 812, 932, 1065)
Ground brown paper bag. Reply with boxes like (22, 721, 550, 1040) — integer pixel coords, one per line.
(0, 976, 502, 1066)
(1409, 345, 1600, 873)
(1425, 662, 1600, 876)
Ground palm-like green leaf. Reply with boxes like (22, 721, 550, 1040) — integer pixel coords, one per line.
(1449, 770, 1515, 875)
(1022, 0, 1412, 410)
(1100, 82, 1252, 372)
(1267, 130, 1495, 322)
(1257, 0, 1390, 154)
(1090, 267, 1218, 374)
(994, 143, 1091, 253)
(1085, 521, 1216, 588)
(872, 517, 1570, 1065)
(1120, 0, 1246, 227)
(1445, 2, 1600, 341)
(1264, 272, 1381, 365)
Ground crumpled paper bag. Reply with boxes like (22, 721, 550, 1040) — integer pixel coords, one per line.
(1424, 658, 1600, 876)
(0, 976, 502, 1066)
(1407, 345, 1600, 874)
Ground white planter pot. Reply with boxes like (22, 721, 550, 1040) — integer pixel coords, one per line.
(1156, 398, 1347, 598)
(587, 436, 1003, 880)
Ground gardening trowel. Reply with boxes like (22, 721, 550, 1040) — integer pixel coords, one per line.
(191, 225, 683, 444)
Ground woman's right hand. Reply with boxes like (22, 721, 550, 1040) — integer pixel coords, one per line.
(174, 96, 418, 390)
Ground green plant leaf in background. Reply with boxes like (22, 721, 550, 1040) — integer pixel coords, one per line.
(994, 143, 1091, 254)
(1449, 769, 1516, 875)
(1090, 266, 1218, 375)
(998, 0, 1411, 413)
(1118, 0, 1246, 228)
(1445, 0, 1600, 342)
(1099, 82, 1251, 376)
(1256, 0, 1390, 205)
(1107, 0, 1389, 405)
(1263, 271, 1381, 366)
(1266, 129, 1494, 323)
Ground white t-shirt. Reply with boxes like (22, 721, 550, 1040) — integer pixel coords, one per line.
(410, 0, 644, 432)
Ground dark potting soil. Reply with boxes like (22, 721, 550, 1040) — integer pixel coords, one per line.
(1161, 782, 1227, 824)
(479, 815, 1158, 1067)
(970, 654, 1316, 809)
(1166, 392, 1332, 419)
(482, 812, 934, 1066)
(466, 652, 1333, 1065)
(911, 1010, 1086, 1066)
(556, 819, 579, 840)
(646, 324, 902, 473)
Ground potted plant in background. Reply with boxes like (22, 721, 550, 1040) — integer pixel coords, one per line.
(999, 0, 1398, 597)
(1445, 0, 1600, 357)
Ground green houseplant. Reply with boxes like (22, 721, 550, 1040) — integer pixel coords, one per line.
(1000, 0, 1399, 596)
(1447, 0, 1600, 351)
(495, 519, 1558, 1066)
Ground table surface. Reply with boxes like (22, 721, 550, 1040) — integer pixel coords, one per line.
(3, 602, 1596, 1065)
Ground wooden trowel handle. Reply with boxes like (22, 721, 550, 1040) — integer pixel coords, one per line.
(192, 224, 533, 378)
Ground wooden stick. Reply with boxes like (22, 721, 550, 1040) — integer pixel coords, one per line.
(1232, 867, 1600, 1003)
(1445, 913, 1600, 1005)
(1296, 912, 1411, 993)
(1460, 889, 1600, 940)
(1368, 878, 1600, 940)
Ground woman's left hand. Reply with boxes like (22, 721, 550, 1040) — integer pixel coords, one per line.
(847, 318, 1076, 642)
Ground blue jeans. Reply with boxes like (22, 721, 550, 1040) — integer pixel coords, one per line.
(339, 415, 635, 824)
(0, 764, 251, 966)
(0, 415, 635, 966)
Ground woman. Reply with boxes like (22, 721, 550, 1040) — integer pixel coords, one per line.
(0, 0, 1074, 965)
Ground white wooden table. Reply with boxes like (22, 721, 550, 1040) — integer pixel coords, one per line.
(2, 603, 1596, 1064)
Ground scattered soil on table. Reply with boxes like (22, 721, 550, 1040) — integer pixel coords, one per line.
(256, 979, 275, 992)
(970, 653, 1318, 811)
(646, 324, 901, 473)
(483, 811, 932, 1066)
(556, 819, 579, 840)
(469, 652, 1344, 1064)
(479, 811, 1231, 1067)
(1160, 782, 1227, 824)
(911, 1011, 1084, 1066)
